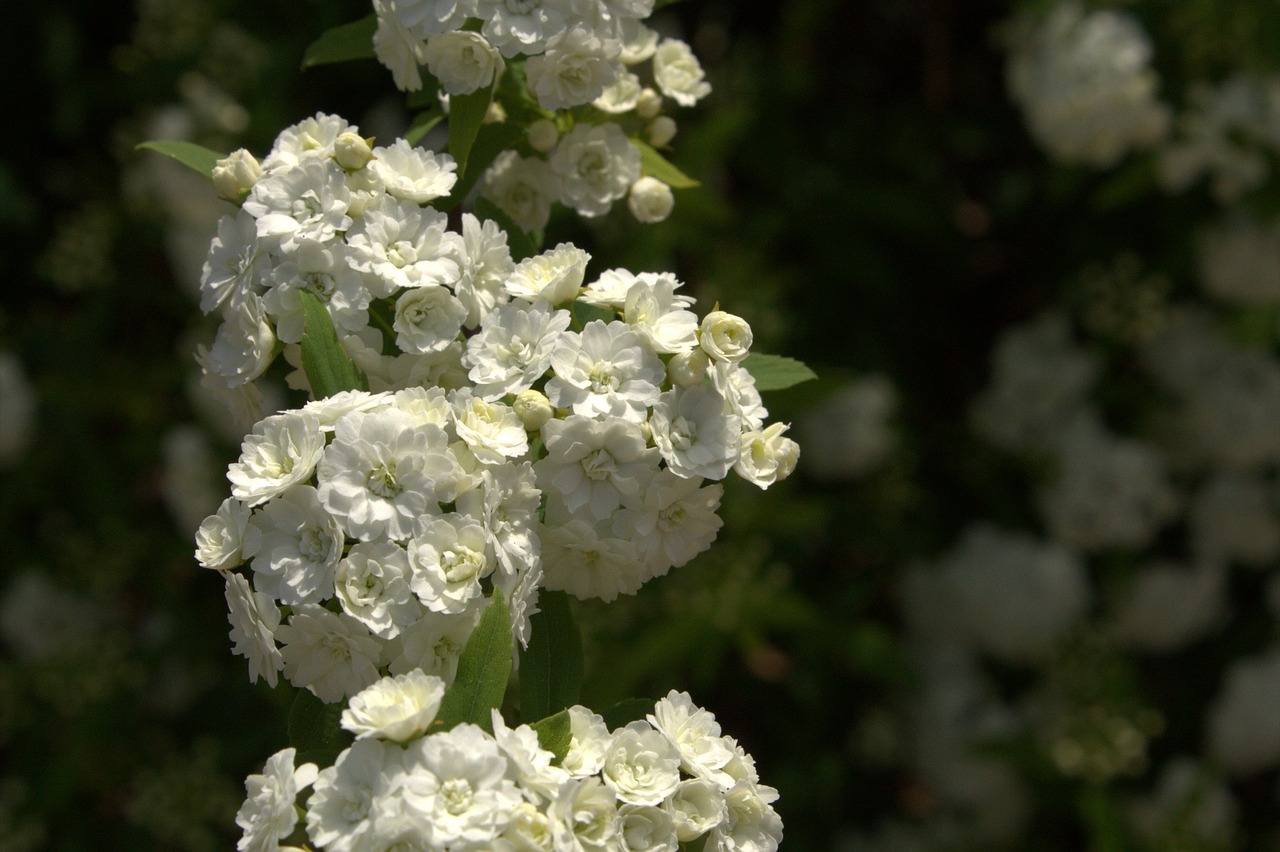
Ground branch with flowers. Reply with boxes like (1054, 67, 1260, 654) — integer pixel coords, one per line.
(144, 1, 811, 848)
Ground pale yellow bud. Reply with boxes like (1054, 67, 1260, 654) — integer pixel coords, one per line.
(636, 87, 663, 120)
(211, 148, 261, 202)
(667, 349, 710, 387)
(646, 115, 677, 148)
(334, 132, 374, 170)
(527, 119, 560, 153)
(513, 389, 554, 431)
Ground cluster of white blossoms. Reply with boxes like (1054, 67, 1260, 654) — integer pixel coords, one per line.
(194, 113, 798, 701)
(235, 679, 782, 851)
(1004, 1, 1170, 168)
(369, 0, 711, 227)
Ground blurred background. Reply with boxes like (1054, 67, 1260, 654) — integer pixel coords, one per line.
(4, 0, 1280, 848)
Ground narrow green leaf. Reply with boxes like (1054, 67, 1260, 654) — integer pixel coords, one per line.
(448, 85, 496, 177)
(135, 140, 226, 179)
(299, 290, 369, 399)
(599, 697, 653, 731)
(437, 589, 513, 732)
(288, 688, 351, 767)
(633, 138, 700, 189)
(441, 122, 524, 210)
(571, 301, 615, 330)
(301, 15, 377, 69)
(742, 353, 818, 391)
(529, 709, 572, 763)
(519, 591, 583, 722)
(474, 197, 538, 262)
(405, 111, 445, 146)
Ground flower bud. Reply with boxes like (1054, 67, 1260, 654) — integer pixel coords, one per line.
(646, 115, 677, 147)
(485, 101, 508, 123)
(334, 131, 374, 170)
(211, 148, 261, 202)
(699, 310, 753, 364)
(735, 422, 800, 489)
(628, 176, 674, 224)
(513, 389, 554, 431)
(668, 349, 710, 387)
(527, 119, 560, 153)
(636, 87, 663, 120)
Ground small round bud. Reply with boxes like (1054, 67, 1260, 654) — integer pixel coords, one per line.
(513, 389, 554, 431)
(628, 176, 674, 224)
(699, 311, 753, 364)
(485, 101, 508, 123)
(334, 132, 374, 170)
(527, 119, 560, 153)
(646, 116, 677, 148)
(636, 87, 663, 120)
(211, 148, 261, 202)
(668, 350, 710, 387)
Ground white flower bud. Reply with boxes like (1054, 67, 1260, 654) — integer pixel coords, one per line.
(735, 422, 800, 489)
(636, 87, 663, 119)
(699, 310, 753, 364)
(485, 101, 507, 123)
(527, 119, 560, 153)
(628, 176, 674, 224)
(646, 115, 677, 147)
(513, 389, 554, 431)
(334, 131, 374, 170)
(668, 349, 710, 387)
(211, 148, 261, 202)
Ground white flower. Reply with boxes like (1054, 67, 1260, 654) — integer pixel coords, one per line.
(622, 273, 698, 354)
(246, 485, 343, 606)
(345, 197, 460, 296)
(243, 158, 353, 253)
(601, 723, 682, 806)
(393, 285, 468, 353)
(477, 0, 575, 56)
(464, 301, 572, 398)
(200, 210, 269, 314)
(490, 709, 571, 799)
(195, 497, 255, 570)
(262, 239, 370, 344)
(619, 19, 659, 64)
(618, 804, 679, 852)
(505, 243, 590, 306)
(227, 411, 326, 507)
(647, 690, 734, 782)
(369, 138, 459, 203)
(341, 670, 447, 741)
(698, 310, 753, 364)
(1110, 560, 1227, 653)
(447, 212, 515, 328)
(402, 723, 523, 846)
(580, 267, 640, 310)
(451, 390, 529, 464)
(546, 320, 666, 421)
(735, 422, 799, 489)
(481, 151, 558, 233)
(335, 541, 420, 638)
(278, 604, 383, 702)
(627, 176, 674, 223)
(612, 471, 722, 573)
(373, 0, 429, 92)
(236, 748, 318, 852)
(301, 389, 388, 430)
(317, 407, 460, 541)
(536, 415, 659, 521)
(665, 778, 727, 842)
(1206, 648, 1280, 775)
(551, 777, 620, 851)
(425, 30, 505, 95)
(711, 362, 767, 433)
(649, 385, 739, 480)
(709, 780, 783, 852)
(525, 25, 622, 110)
(305, 737, 406, 850)
(540, 517, 648, 602)
(207, 292, 277, 387)
(387, 601, 483, 684)
(652, 39, 711, 107)
(596, 70, 643, 113)
(563, 705, 613, 777)
(549, 123, 641, 217)
(224, 572, 284, 687)
(261, 113, 356, 173)
(408, 514, 495, 613)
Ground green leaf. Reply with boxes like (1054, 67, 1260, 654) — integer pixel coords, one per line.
(571, 301, 615, 329)
(448, 85, 496, 177)
(680, 834, 709, 852)
(742, 353, 817, 391)
(599, 697, 653, 731)
(633, 138, 700, 189)
(135, 140, 226, 179)
(301, 15, 377, 69)
(437, 589, 513, 733)
(441, 122, 524, 210)
(474, 197, 539, 262)
(519, 591, 583, 722)
(529, 709, 572, 763)
(299, 290, 369, 399)
(405, 111, 445, 146)
(287, 688, 350, 767)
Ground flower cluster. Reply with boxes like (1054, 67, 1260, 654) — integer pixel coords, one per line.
(1004, 1, 1170, 167)
(369, 0, 710, 226)
(235, 679, 783, 851)
(195, 115, 798, 702)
